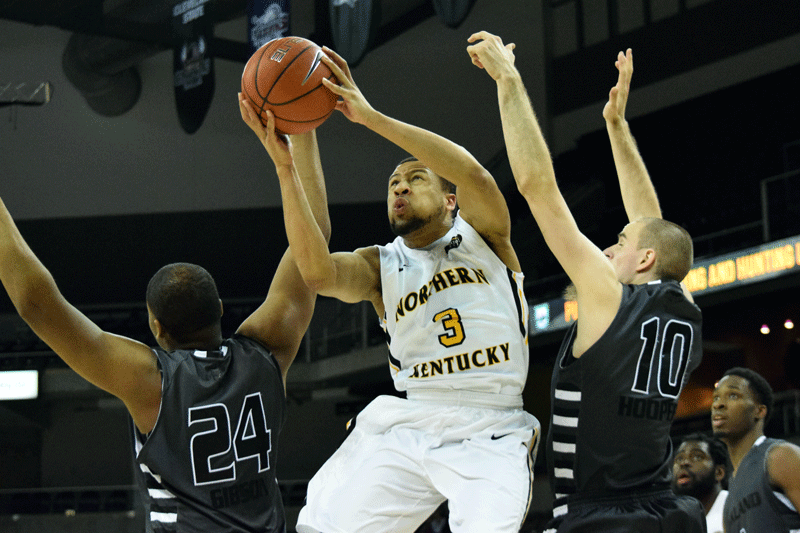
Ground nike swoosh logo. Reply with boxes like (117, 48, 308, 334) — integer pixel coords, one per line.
(491, 433, 510, 440)
(301, 51, 323, 86)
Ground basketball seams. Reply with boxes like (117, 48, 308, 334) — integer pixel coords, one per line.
(241, 36, 337, 134)
(264, 45, 314, 105)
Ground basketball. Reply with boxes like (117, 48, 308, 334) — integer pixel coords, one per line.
(241, 36, 338, 135)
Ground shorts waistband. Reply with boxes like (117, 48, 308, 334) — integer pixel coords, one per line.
(406, 388, 523, 409)
(555, 483, 673, 508)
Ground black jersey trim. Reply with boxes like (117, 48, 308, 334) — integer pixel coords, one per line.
(505, 267, 526, 337)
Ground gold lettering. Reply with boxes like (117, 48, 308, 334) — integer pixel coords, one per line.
(444, 269, 460, 286)
(431, 272, 448, 292)
(499, 343, 510, 361)
(404, 292, 418, 313)
(708, 259, 736, 287)
(419, 284, 430, 305)
(455, 267, 474, 283)
(486, 346, 500, 365)
(471, 349, 486, 367)
(564, 301, 578, 323)
(430, 360, 443, 376)
(472, 268, 488, 284)
(683, 266, 707, 292)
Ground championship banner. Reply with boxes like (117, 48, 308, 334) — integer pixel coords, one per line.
(172, 0, 215, 134)
(247, 0, 290, 57)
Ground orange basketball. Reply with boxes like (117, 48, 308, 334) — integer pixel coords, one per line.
(241, 36, 338, 135)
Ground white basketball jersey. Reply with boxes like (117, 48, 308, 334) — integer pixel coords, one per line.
(378, 213, 529, 406)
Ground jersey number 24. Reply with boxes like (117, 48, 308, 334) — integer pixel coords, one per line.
(188, 392, 272, 486)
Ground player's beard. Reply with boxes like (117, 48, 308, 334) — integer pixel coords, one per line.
(390, 205, 444, 237)
(672, 467, 717, 499)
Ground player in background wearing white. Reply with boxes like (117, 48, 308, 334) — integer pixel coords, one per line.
(672, 433, 729, 533)
(468, 32, 705, 533)
(261, 46, 540, 533)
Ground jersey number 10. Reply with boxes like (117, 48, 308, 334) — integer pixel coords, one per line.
(631, 317, 694, 399)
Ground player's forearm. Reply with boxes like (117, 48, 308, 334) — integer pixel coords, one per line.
(361, 110, 488, 187)
(496, 71, 556, 202)
(605, 119, 661, 221)
(0, 199, 59, 322)
(276, 167, 337, 291)
(290, 130, 331, 242)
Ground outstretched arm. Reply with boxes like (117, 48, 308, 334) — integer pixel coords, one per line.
(237, 97, 381, 380)
(603, 49, 661, 222)
(0, 198, 161, 433)
(319, 48, 517, 269)
(467, 31, 621, 356)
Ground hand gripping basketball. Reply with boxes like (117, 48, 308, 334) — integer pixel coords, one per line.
(241, 36, 338, 135)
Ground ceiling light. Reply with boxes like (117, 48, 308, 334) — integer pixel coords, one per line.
(760, 324, 770, 335)
(785, 319, 794, 330)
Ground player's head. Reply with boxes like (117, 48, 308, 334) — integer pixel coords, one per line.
(672, 432, 728, 499)
(603, 218, 693, 284)
(712, 367, 774, 442)
(387, 157, 457, 237)
(146, 263, 223, 349)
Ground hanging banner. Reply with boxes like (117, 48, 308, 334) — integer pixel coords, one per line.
(172, 0, 215, 134)
(247, 0, 291, 57)
(329, 0, 379, 67)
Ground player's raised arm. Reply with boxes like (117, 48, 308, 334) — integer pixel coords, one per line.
(319, 48, 516, 268)
(0, 197, 161, 432)
(603, 49, 661, 222)
(468, 32, 617, 290)
(238, 95, 382, 320)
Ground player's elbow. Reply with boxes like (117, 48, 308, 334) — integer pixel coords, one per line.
(514, 171, 557, 203)
(13, 269, 59, 326)
(300, 265, 336, 294)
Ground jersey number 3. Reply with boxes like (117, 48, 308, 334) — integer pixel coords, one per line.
(188, 393, 272, 486)
(631, 317, 694, 399)
(433, 308, 466, 347)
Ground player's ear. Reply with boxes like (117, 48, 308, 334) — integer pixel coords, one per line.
(755, 403, 768, 422)
(636, 248, 656, 272)
(714, 464, 726, 483)
(444, 193, 457, 213)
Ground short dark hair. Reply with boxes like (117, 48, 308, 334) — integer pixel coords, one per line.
(146, 263, 221, 343)
(636, 218, 694, 281)
(723, 367, 775, 424)
(679, 432, 729, 469)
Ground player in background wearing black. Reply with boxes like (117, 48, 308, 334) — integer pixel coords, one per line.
(0, 96, 330, 533)
(712, 367, 800, 532)
(467, 32, 706, 532)
(671, 432, 729, 533)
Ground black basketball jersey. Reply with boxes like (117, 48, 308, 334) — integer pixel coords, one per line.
(547, 280, 702, 503)
(724, 436, 800, 533)
(132, 334, 287, 533)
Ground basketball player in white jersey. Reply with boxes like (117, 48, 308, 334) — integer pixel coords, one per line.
(265, 47, 540, 533)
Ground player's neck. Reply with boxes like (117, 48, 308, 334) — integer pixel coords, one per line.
(700, 486, 723, 514)
(727, 427, 765, 476)
(402, 217, 453, 249)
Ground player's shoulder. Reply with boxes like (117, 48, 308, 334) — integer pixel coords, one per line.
(354, 244, 381, 260)
(766, 439, 800, 488)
